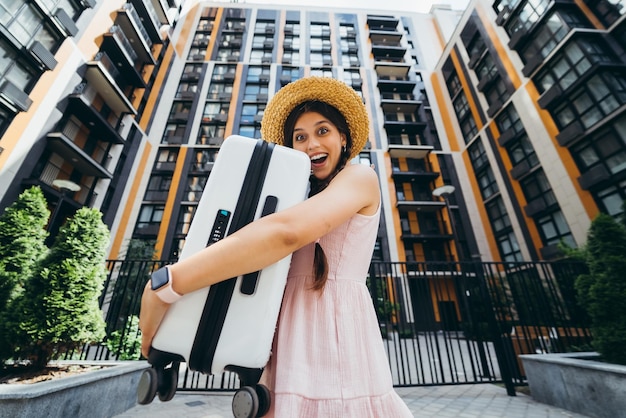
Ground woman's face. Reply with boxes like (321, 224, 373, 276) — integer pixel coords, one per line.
(291, 111, 347, 181)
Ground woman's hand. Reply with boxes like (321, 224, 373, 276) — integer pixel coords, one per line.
(139, 281, 171, 359)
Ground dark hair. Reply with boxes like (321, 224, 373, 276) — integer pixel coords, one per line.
(283, 100, 352, 291)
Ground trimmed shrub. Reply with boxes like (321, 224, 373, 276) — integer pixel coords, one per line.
(575, 212, 626, 365)
(6, 207, 110, 369)
(0, 187, 49, 313)
(0, 187, 49, 363)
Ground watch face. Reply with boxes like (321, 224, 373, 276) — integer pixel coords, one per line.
(151, 267, 169, 290)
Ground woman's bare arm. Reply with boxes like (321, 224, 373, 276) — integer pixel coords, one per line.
(169, 163, 379, 295)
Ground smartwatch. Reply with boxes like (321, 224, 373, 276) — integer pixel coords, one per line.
(151, 266, 182, 304)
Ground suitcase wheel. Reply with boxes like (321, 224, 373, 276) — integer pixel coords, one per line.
(157, 363, 179, 402)
(232, 386, 259, 418)
(137, 368, 158, 405)
(255, 384, 271, 417)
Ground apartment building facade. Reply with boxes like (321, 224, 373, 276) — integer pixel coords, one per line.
(1, 0, 623, 267)
(0, 0, 182, 239)
(434, 0, 625, 262)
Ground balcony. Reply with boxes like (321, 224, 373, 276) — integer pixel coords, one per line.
(367, 15, 399, 31)
(381, 99, 421, 115)
(374, 62, 410, 79)
(388, 142, 434, 160)
(372, 45, 406, 61)
(369, 30, 402, 46)
(498, 127, 523, 147)
(29, 41, 57, 70)
(117, 3, 157, 64)
(384, 119, 427, 135)
(129, 0, 167, 43)
(401, 227, 453, 244)
(578, 164, 611, 190)
(101, 26, 146, 87)
(52, 8, 78, 37)
(135, 223, 161, 236)
(377, 78, 416, 93)
(396, 198, 445, 213)
(0, 80, 33, 112)
(66, 88, 125, 144)
(46, 132, 112, 178)
(85, 52, 137, 115)
(556, 120, 584, 146)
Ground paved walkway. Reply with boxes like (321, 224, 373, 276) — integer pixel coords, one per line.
(116, 384, 589, 417)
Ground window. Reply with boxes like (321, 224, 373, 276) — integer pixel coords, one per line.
(0, 40, 36, 92)
(537, 210, 575, 248)
(465, 33, 487, 61)
(534, 38, 616, 94)
(597, 179, 626, 217)
(136, 204, 164, 232)
(505, 0, 551, 38)
(508, 135, 539, 168)
(175, 205, 196, 237)
(238, 125, 261, 138)
(197, 124, 225, 145)
(1, 3, 44, 46)
(284, 21, 300, 35)
(585, 0, 626, 27)
(176, 82, 198, 98)
(207, 82, 232, 100)
(189, 149, 219, 171)
(246, 66, 270, 82)
(520, 10, 590, 63)
(162, 123, 186, 143)
(212, 64, 236, 78)
(497, 230, 524, 263)
(145, 175, 172, 201)
(469, 140, 499, 199)
(484, 78, 509, 108)
(476, 54, 498, 83)
(571, 115, 626, 176)
(469, 138, 490, 171)
(183, 175, 208, 202)
(168, 102, 192, 121)
(477, 167, 498, 199)
(154, 149, 178, 170)
(243, 84, 268, 101)
(553, 72, 626, 130)
(240, 104, 260, 123)
(520, 170, 557, 208)
(487, 197, 511, 233)
(496, 104, 525, 136)
(446, 73, 462, 98)
(202, 102, 229, 121)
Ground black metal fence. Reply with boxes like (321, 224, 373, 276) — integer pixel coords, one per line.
(79, 259, 592, 394)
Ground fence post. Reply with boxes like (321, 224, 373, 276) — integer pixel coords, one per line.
(475, 262, 517, 396)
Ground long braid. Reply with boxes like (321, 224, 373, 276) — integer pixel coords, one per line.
(309, 150, 350, 291)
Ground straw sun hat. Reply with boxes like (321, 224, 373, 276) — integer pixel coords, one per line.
(260, 77, 369, 160)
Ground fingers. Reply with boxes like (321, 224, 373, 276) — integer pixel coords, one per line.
(139, 281, 171, 359)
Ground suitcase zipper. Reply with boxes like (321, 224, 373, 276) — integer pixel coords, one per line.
(189, 139, 274, 374)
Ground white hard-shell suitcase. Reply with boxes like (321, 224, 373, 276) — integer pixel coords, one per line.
(137, 135, 310, 416)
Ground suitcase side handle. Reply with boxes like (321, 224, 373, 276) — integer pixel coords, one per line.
(240, 195, 278, 295)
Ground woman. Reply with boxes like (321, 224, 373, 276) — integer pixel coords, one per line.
(140, 77, 412, 417)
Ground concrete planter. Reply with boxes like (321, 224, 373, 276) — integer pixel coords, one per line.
(520, 352, 626, 418)
(0, 361, 148, 418)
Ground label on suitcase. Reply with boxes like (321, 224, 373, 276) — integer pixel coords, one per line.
(151, 135, 310, 376)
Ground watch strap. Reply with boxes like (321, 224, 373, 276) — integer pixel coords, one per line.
(152, 266, 182, 304)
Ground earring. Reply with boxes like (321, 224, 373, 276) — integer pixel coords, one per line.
(343, 145, 347, 153)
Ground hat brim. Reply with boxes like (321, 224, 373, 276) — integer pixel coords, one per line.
(261, 77, 369, 160)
